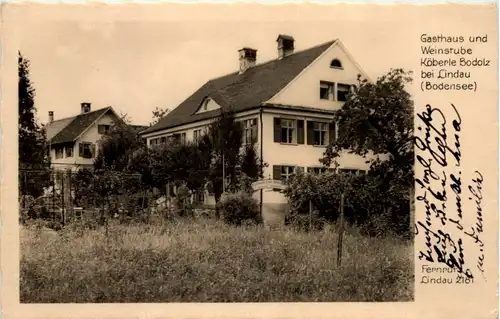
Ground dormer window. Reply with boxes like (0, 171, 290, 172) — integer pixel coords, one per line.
(330, 59, 342, 69)
(196, 97, 221, 114)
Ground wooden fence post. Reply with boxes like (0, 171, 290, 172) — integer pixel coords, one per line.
(309, 200, 312, 231)
(61, 172, 65, 226)
(337, 193, 345, 267)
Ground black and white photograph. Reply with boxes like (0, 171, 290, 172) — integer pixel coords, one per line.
(17, 7, 414, 304)
(6, 3, 496, 312)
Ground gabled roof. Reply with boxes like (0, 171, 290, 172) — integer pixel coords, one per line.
(141, 40, 336, 135)
(49, 107, 115, 144)
(46, 117, 74, 141)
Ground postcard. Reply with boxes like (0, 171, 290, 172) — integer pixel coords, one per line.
(1, 2, 498, 319)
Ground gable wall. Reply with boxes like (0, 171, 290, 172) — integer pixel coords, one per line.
(267, 43, 362, 110)
(196, 98, 222, 114)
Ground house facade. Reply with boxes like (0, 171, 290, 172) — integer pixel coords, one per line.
(46, 103, 122, 171)
(140, 35, 372, 222)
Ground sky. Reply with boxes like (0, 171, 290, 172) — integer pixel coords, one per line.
(17, 4, 426, 126)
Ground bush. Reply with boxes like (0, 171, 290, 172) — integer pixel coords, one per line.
(216, 192, 262, 225)
(284, 170, 360, 223)
(284, 170, 411, 236)
(360, 212, 393, 238)
(284, 211, 326, 232)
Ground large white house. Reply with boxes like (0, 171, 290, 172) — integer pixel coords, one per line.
(46, 102, 145, 171)
(140, 35, 371, 222)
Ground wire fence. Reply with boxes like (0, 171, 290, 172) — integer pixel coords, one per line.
(19, 169, 166, 226)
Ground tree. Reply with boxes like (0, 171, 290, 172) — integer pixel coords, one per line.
(321, 68, 414, 193)
(18, 52, 51, 197)
(149, 107, 170, 126)
(320, 68, 414, 235)
(205, 108, 243, 202)
(238, 144, 267, 193)
(94, 117, 145, 171)
(285, 170, 410, 236)
(129, 108, 265, 205)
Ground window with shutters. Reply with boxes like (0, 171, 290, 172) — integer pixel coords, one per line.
(79, 142, 94, 158)
(281, 165, 296, 181)
(65, 146, 73, 158)
(55, 147, 64, 159)
(320, 81, 334, 100)
(281, 119, 295, 144)
(308, 121, 335, 146)
(274, 118, 303, 144)
(98, 124, 111, 134)
(313, 122, 328, 146)
(242, 118, 257, 145)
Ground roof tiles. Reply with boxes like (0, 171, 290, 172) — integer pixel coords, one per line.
(141, 40, 335, 134)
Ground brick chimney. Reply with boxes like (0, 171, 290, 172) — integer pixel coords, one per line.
(238, 47, 257, 74)
(277, 34, 295, 59)
(81, 102, 91, 114)
(48, 111, 54, 123)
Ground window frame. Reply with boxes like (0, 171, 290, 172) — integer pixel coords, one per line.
(320, 81, 334, 100)
(65, 145, 73, 158)
(55, 147, 64, 159)
(280, 165, 296, 181)
(309, 167, 328, 174)
(150, 138, 160, 146)
(80, 142, 93, 159)
(193, 129, 202, 143)
(195, 190, 205, 203)
(339, 168, 365, 176)
(203, 99, 210, 111)
(312, 121, 328, 146)
(337, 83, 351, 102)
(98, 124, 111, 135)
(330, 59, 343, 69)
(280, 119, 296, 144)
(242, 119, 257, 145)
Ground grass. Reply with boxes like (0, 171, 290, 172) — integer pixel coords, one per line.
(20, 218, 413, 302)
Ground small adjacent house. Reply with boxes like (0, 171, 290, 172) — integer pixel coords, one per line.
(140, 35, 372, 222)
(46, 102, 122, 171)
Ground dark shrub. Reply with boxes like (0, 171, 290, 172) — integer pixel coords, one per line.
(216, 192, 262, 225)
(284, 170, 411, 236)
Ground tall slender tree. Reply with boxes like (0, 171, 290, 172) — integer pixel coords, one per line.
(205, 108, 243, 202)
(18, 52, 50, 197)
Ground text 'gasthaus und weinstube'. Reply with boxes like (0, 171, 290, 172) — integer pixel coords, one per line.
(419, 34, 491, 92)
